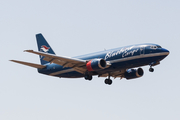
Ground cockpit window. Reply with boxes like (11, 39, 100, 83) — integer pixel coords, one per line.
(150, 46, 157, 49)
(150, 45, 162, 49)
(157, 45, 162, 48)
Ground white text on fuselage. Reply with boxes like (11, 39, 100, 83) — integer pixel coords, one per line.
(105, 46, 139, 60)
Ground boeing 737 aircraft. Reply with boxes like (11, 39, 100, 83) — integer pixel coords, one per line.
(11, 34, 169, 85)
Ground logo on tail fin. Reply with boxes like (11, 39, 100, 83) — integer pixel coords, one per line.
(41, 45, 50, 52)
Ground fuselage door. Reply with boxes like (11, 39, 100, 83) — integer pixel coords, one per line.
(140, 46, 145, 55)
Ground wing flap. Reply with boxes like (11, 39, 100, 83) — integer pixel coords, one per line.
(10, 60, 46, 69)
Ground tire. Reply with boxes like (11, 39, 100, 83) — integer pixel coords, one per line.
(104, 79, 112, 85)
(149, 68, 154, 72)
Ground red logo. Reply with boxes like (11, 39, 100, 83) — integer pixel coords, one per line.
(41, 45, 50, 52)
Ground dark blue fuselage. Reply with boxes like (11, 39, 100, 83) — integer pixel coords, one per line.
(38, 43, 169, 78)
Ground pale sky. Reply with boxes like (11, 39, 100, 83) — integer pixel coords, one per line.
(1, 0, 180, 120)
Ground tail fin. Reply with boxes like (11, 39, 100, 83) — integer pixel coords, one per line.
(36, 33, 55, 65)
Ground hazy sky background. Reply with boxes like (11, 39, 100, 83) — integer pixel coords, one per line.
(1, 0, 180, 120)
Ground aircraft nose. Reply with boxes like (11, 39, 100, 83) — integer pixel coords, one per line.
(161, 48, 170, 55)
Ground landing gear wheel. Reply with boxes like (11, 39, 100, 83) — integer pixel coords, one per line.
(85, 75, 88, 80)
(105, 79, 109, 84)
(104, 79, 112, 85)
(88, 75, 92, 80)
(84, 75, 92, 80)
(149, 68, 154, 72)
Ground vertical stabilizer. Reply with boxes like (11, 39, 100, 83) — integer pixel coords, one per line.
(36, 33, 55, 65)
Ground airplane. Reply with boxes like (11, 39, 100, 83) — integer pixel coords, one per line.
(10, 33, 169, 85)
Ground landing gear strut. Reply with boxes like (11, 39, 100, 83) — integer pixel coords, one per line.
(104, 74, 112, 85)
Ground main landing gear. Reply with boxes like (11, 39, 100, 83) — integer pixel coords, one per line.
(84, 74, 92, 80)
(84, 71, 93, 80)
(104, 79, 112, 85)
(104, 74, 112, 85)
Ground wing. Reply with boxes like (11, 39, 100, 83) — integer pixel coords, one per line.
(24, 50, 87, 74)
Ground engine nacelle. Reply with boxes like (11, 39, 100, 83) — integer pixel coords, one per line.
(86, 59, 107, 71)
(124, 68, 144, 80)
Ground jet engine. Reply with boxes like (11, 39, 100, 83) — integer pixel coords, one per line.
(124, 68, 144, 80)
(86, 59, 107, 71)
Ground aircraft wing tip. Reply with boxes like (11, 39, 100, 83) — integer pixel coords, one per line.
(24, 50, 33, 52)
(10, 60, 15, 62)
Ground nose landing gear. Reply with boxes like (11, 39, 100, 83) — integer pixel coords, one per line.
(149, 62, 155, 72)
(149, 61, 160, 72)
(149, 67, 154, 72)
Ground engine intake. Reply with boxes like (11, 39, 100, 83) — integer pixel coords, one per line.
(124, 68, 144, 80)
(86, 59, 106, 71)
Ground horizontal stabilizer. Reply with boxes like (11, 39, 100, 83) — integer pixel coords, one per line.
(10, 60, 46, 69)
